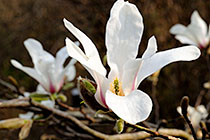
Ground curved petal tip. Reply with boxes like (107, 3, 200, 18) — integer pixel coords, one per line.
(106, 90, 152, 124)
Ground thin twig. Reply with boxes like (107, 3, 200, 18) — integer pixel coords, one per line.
(57, 101, 80, 111)
(182, 113, 197, 140)
(0, 78, 17, 92)
(57, 100, 96, 122)
(195, 90, 205, 107)
(80, 107, 96, 123)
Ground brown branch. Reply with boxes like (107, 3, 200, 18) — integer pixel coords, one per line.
(0, 98, 194, 140)
(129, 124, 181, 140)
(0, 98, 30, 108)
(107, 129, 194, 140)
(30, 100, 109, 139)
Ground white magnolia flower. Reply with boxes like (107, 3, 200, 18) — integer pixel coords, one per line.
(177, 105, 208, 129)
(64, 0, 200, 124)
(170, 10, 210, 49)
(11, 38, 77, 94)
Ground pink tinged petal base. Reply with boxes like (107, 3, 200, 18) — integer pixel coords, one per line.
(92, 72, 109, 108)
(121, 59, 142, 95)
(105, 90, 153, 124)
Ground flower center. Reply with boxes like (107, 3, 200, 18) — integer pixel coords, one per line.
(110, 77, 125, 96)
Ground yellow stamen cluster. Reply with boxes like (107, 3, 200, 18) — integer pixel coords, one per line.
(110, 77, 125, 96)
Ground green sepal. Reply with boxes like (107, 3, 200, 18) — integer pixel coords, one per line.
(30, 93, 50, 102)
(57, 93, 67, 102)
(80, 100, 85, 104)
(82, 79, 96, 94)
(95, 110, 111, 117)
(103, 55, 107, 66)
(114, 119, 124, 134)
(33, 114, 44, 121)
(51, 93, 58, 101)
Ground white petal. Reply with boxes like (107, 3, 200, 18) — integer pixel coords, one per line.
(94, 73, 109, 108)
(63, 59, 77, 81)
(122, 59, 142, 95)
(11, 59, 46, 87)
(191, 10, 207, 36)
(106, 0, 143, 74)
(176, 106, 181, 115)
(106, 90, 152, 124)
(66, 37, 106, 77)
(64, 18, 97, 57)
(24, 39, 56, 87)
(170, 24, 198, 45)
(63, 19, 105, 75)
(136, 46, 201, 86)
(175, 35, 197, 45)
(55, 47, 70, 69)
(187, 106, 195, 115)
(196, 105, 208, 118)
(23, 92, 30, 97)
(142, 36, 157, 59)
(41, 100, 55, 108)
(36, 84, 49, 94)
(24, 38, 54, 67)
(66, 39, 108, 107)
(19, 112, 34, 120)
(170, 24, 187, 35)
(187, 24, 208, 46)
(34, 59, 53, 90)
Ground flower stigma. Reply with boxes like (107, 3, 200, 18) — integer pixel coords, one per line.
(110, 77, 125, 96)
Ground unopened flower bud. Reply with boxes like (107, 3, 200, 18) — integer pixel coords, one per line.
(77, 77, 107, 111)
(180, 96, 189, 116)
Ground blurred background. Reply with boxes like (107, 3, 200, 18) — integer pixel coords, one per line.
(0, 0, 210, 139)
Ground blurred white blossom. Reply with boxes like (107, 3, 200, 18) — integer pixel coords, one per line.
(170, 10, 210, 49)
(177, 105, 208, 129)
(11, 38, 77, 94)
